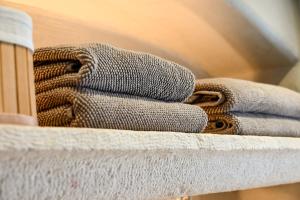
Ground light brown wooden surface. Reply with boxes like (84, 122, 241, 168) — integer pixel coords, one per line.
(27, 49, 36, 117)
(1, 0, 298, 83)
(238, 183, 300, 200)
(0, 43, 3, 112)
(191, 191, 239, 200)
(0, 42, 36, 118)
(191, 183, 300, 200)
(15, 46, 30, 115)
(0, 43, 17, 113)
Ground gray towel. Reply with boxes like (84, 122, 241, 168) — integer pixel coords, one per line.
(34, 43, 195, 102)
(188, 78, 300, 136)
(33, 44, 208, 132)
(37, 88, 207, 132)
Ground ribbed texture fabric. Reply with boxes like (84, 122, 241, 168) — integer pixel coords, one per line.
(34, 43, 195, 102)
(37, 88, 207, 132)
(34, 44, 208, 132)
(187, 78, 300, 136)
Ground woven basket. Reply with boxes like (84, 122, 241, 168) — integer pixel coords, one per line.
(0, 6, 37, 125)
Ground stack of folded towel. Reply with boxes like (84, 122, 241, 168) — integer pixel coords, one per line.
(34, 43, 208, 132)
(187, 78, 300, 137)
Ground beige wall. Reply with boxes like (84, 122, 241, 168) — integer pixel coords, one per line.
(3, 0, 297, 83)
(229, 0, 300, 58)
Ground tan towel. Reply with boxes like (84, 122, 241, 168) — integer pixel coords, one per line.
(188, 78, 300, 136)
(37, 88, 207, 132)
(34, 43, 195, 102)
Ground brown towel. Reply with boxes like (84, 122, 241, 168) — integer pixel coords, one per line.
(37, 88, 208, 132)
(188, 78, 300, 136)
(34, 43, 195, 102)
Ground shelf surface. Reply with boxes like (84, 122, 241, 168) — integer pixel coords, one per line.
(0, 125, 299, 200)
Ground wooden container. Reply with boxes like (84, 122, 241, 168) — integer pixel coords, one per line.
(0, 6, 37, 125)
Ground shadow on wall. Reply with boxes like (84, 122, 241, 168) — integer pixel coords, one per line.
(177, 0, 298, 83)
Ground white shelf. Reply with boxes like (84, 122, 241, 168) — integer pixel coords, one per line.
(0, 125, 299, 199)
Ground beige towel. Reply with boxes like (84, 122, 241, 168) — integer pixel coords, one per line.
(188, 78, 300, 136)
(37, 88, 207, 132)
(34, 43, 195, 102)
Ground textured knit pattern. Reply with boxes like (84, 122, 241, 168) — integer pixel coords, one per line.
(37, 88, 207, 132)
(33, 43, 208, 132)
(33, 43, 195, 102)
(188, 78, 300, 136)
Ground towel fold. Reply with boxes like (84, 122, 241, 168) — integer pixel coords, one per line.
(37, 88, 207, 132)
(188, 78, 300, 136)
(34, 43, 195, 102)
(206, 113, 300, 136)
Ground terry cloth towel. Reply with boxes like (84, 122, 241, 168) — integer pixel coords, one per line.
(187, 78, 300, 136)
(33, 43, 195, 102)
(36, 88, 208, 132)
